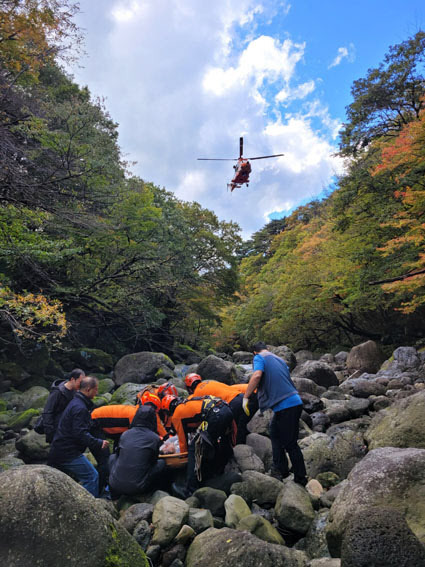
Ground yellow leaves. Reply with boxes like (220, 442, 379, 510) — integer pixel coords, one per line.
(0, 284, 68, 344)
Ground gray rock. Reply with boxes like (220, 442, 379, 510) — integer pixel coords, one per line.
(174, 524, 196, 545)
(295, 361, 339, 389)
(0, 465, 147, 566)
(292, 377, 327, 397)
(133, 519, 152, 551)
(274, 482, 315, 535)
(0, 455, 25, 471)
(323, 402, 351, 424)
(309, 560, 340, 567)
(295, 350, 315, 365)
(232, 351, 253, 364)
(118, 502, 154, 534)
(197, 355, 238, 385)
(320, 480, 347, 508)
(392, 346, 421, 370)
(365, 389, 425, 449)
(15, 386, 49, 412)
(237, 514, 285, 545)
(224, 494, 251, 528)
(231, 470, 282, 507)
(295, 509, 330, 559)
(346, 341, 386, 374)
(15, 430, 50, 461)
(151, 495, 189, 547)
(334, 352, 348, 366)
(232, 444, 265, 473)
(299, 392, 324, 414)
(186, 527, 309, 567)
(192, 487, 227, 517)
(110, 382, 141, 404)
(247, 409, 272, 436)
(114, 352, 175, 386)
(341, 507, 425, 567)
(299, 430, 367, 480)
(326, 447, 425, 555)
(345, 397, 370, 418)
(187, 508, 214, 533)
(246, 432, 273, 469)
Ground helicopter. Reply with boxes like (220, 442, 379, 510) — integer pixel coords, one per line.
(197, 137, 284, 192)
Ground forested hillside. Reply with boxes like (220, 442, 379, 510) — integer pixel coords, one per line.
(0, 0, 241, 361)
(1, 2, 424, 364)
(214, 31, 425, 353)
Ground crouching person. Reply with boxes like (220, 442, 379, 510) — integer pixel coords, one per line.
(47, 376, 109, 497)
(108, 405, 167, 497)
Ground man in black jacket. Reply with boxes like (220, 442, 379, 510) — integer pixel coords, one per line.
(108, 405, 166, 496)
(41, 369, 85, 443)
(48, 376, 109, 497)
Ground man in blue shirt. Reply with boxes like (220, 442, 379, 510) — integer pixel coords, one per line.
(243, 341, 307, 486)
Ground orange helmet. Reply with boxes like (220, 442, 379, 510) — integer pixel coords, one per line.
(157, 382, 178, 399)
(137, 390, 161, 411)
(161, 394, 179, 414)
(184, 373, 202, 390)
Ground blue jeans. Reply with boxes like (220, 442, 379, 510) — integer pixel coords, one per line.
(60, 454, 99, 497)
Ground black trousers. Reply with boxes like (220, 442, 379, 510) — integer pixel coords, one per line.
(270, 404, 307, 483)
(229, 393, 259, 444)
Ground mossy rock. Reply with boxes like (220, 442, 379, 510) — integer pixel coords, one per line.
(0, 399, 7, 412)
(8, 408, 40, 432)
(0, 362, 30, 386)
(110, 383, 141, 405)
(60, 348, 114, 373)
(0, 456, 25, 471)
(96, 378, 115, 394)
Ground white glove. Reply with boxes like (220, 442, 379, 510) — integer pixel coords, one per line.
(242, 397, 250, 416)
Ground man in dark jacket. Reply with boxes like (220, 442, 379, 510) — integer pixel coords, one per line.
(108, 405, 166, 496)
(41, 369, 85, 442)
(48, 376, 109, 497)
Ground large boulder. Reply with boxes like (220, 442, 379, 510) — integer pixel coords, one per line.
(365, 389, 425, 449)
(186, 527, 308, 567)
(15, 430, 50, 461)
(114, 352, 175, 386)
(341, 507, 425, 567)
(110, 382, 141, 404)
(246, 432, 273, 470)
(0, 465, 148, 566)
(62, 348, 114, 373)
(299, 430, 367, 480)
(346, 340, 386, 375)
(14, 386, 49, 412)
(232, 444, 265, 473)
(192, 487, 227, 517)
(197, 355, 238, 385)
(118, 503, 154, 534)
(230, 470, 282, 507)
(294, 361, 338, 389)
(151, 495, 189, 547)
(274, 482, 315, 535)
(326, 447, 425, 556)
(232, 351, 253, 364)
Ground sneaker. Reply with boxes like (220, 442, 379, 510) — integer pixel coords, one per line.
(172, 482, 192, 500)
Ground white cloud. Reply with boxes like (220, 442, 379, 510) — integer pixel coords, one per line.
(71, 0, 342, 237)
(328, 43, 356, 68)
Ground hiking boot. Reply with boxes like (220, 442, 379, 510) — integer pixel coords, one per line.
(172, 482, 192, 500)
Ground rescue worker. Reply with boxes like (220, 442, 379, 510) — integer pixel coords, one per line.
(184, 373, 258, 444)
(161, 394, 234, 499)
(137, 390, 168, 439)
(108, 405, 167, 496)
(38, 369, 85, 442)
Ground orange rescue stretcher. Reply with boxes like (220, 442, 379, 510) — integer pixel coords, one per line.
(158, 452, 188, 469)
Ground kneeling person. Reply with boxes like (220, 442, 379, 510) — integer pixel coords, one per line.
(108, 405, 166, 496)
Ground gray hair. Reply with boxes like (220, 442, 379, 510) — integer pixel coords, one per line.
(80, 376, 98, 391)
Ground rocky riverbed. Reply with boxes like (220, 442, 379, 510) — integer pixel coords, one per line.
(1, 341, 425, 566)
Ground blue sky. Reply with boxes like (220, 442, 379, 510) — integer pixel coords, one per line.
(70, 1, 425, 237)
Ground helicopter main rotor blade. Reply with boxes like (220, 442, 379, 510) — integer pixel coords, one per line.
(248, 153, 285, 160)
(197, 158, 238, 161)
